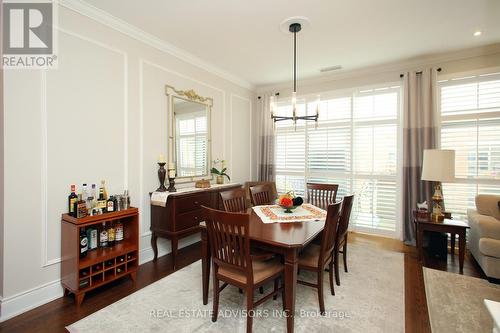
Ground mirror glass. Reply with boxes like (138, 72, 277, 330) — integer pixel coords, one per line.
(173, 96, 209, 178)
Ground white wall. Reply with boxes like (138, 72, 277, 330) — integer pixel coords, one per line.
(0, 4, 253, 321)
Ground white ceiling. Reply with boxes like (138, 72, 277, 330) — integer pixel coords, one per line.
(83, 0, 500, 87)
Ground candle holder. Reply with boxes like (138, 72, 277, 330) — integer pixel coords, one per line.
(156, 162, 167, 192)
(167, 175, 176, 192)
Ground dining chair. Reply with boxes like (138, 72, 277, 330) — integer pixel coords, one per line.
(202, 206, 284, 333)
(334, 194, 354, 286)
(220, 187, 247, 213)
(249, 184, 275, 206)
(306, 183, 339, 210)
(220, 187, 268, 294)
(297, 202, 342, 315)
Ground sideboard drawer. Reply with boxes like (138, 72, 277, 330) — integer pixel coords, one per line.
(177, 210, 204, 230)
(175, 193, 211, 214)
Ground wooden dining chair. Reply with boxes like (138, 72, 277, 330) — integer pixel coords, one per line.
(306, 183, 339, 210)
(334, 194, 354, 286)
(297, 202, 342, 315)
(220, 187, 268, 294)
(249, 184, 275, 206)
(220, 187, 247, 213)
(202, 206, 284, 333)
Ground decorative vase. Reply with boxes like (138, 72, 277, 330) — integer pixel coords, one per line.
(216, 175, 224, 184)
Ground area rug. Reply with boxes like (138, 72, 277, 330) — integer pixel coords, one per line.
(67, 241, 404, 333)
(423, 267, 500, 333)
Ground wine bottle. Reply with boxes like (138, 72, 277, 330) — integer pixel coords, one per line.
(68, 184, 78, 217)
(80, 228, 88, 258)
(115, 220, 124, 242)
(99, 222, 108, 247)
(107, 222, 115, 247)
(100, 180, 108, 200)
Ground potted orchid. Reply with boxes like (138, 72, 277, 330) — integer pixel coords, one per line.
(211, 159, 231, 184)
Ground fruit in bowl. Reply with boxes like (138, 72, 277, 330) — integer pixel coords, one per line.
(278, 192, 303, 213)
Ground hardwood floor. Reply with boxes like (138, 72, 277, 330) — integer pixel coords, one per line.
(0, 233, 484, 333)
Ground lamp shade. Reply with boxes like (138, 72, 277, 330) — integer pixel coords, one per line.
(421, 149, 455, 182)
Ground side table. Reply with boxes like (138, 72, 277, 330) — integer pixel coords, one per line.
(414, 216, 470, 274)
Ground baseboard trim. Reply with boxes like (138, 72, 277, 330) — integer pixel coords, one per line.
(0, 279, 63, 323)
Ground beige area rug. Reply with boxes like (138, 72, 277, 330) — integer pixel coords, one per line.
(424, 267, 500, 333)
(67, 241, 404, 333)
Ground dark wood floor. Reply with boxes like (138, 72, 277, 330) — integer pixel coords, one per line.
(0, 233, 485, 333)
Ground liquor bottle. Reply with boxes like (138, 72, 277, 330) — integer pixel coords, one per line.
(106, 196, 115, 212)
(68, 184, 78, 217)
(99, 222, 108, 247)
(74, 194, 88, 219)
(80, 228, 88, 258)
(96, 188, 107, 212)
(82, 184, 88, 203)
(115, 220, 124, 242)
(116, 267, 123, 274)
(100, 180, 108, 200)
(91, 184, 97, 205)
(86, 228, 98, 250)
(107, 222, 115, 247)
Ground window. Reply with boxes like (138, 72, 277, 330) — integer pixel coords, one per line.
(175, 112, 208, 177)
(439, 72, 500, 218)
(274, 84, 401, 236)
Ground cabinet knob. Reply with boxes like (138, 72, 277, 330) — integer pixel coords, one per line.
(194, 201, 199, 205)
(194, 216, 199, 221)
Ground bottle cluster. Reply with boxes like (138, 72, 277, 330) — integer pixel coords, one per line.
(79, 220, 124, 258)
(68, 180, 130, 218)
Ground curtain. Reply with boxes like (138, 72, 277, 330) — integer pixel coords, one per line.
(402, 68, 439, 244)
(256, 94, 275, 181)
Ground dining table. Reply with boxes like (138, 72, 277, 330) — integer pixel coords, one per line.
(200, 206, 326, 333)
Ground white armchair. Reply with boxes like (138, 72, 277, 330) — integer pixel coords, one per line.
(468, 195, 500, 279)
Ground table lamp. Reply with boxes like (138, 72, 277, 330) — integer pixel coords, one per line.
(421, 149, 455, 221)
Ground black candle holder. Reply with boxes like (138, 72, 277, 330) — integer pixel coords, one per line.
(156, 162, 167, 192)
(167, 175, 176, 192)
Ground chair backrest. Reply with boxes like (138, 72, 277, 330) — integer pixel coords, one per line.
(319, 202, 342, 266)
(202, 206, 252, 281)
(306, 183, 339, 209)
(249, 184, 274, 206)
(220, 187, 247, 213)
(337, 195, 354, 241)
(244, 181, 278, 204)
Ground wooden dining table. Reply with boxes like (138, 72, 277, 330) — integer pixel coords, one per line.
(200, 207, 326, 333)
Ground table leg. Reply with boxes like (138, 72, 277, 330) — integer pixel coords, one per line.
(284, 248, 298, 333)
(417, 224, 424, 262)
(450, 233, 456, 256)
(458, 230, 466, 274)
(201, 228, 211, 305)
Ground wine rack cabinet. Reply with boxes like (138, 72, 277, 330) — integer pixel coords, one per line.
(61, 208, 139, 306)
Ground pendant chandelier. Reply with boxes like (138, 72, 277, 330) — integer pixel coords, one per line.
(271, 22, 319, 125)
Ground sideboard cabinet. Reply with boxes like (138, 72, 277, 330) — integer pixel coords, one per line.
(150, 184, 241, 269)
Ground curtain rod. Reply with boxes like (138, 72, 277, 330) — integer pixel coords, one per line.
(257, 92, 279, 100)
(400, 67, 442, 78)
(257, 67, 444, 99)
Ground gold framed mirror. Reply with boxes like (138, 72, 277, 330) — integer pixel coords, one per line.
(165, 85, 213, 183)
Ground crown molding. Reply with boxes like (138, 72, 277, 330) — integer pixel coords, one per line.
(59, 0, 254, 90)
(256, 43, 500, 93)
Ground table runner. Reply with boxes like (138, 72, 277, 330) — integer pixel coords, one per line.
(252, 203, 327, 224)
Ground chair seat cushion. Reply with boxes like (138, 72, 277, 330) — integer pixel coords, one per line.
(218, 258, 283, 284)
(298, 244, 328, 268)
(479, 238, 500, 258)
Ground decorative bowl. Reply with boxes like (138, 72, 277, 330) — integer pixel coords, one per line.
(279, 205, 299, 213)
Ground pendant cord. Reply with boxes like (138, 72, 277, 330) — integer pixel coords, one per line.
(293, 30, 296, 93)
